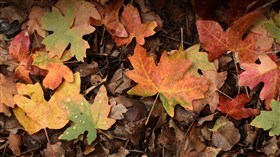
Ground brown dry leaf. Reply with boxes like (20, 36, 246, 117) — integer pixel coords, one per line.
(199, 147, 221, 157)
(0, 74, 17, 116)
(43, 142, 65, 157)
(108, 147, 129, 157)
(109, 95, 135, 108)
(109, 103, 128, 120)
(197, 112, 218, 126)
(55, 0, 101, 26)
(210, 116, 240, 151)
(26, 6, 48, 37)
(261, 137, 279, 156)
(124, 101, 147, 122)
(108, 68, 132, 95)
(75, 61, 98, 77)
(8, 133, 21, 155)
(0, 5, 27, 24)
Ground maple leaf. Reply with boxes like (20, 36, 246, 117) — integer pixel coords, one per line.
(0, 74, 17, 116)
(32, 51, 74, 90)
(239, 54, 280, 101)
(26, 6, 48, 37)
(217, 94, 259, 120)
(265, 13, 280, 43)
(196, 10, 273, 63)
(8, 31, 33, 83)
(41, 6, 95, 61)
(126, 45, 209, 116)
(55, 0, 101, 26)
(251, 100, 280, 136)
(13, 73, 83, 134)
(59, 85, 116, 144)
(169, 45, 227, 112)
(90, 0, 128, 37)
(112, 4, 157, 46)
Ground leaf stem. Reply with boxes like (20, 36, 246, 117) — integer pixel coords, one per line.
(97, 129, 112, 139)
(43, 128, 56, 157)
(145, 93, 160, 125)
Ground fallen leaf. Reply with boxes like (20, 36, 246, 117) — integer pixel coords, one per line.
(8, 31, 32, 83)
(108, 68, 131, 95)
(43, 142, 65, 157)
(251, 100, 280, 136)
(218, 94, 259, 120)
(0, 74, 17, 116)
(26, 6, 48, 37)
(13, 73, 83, 134)
(239, 54, 280, 101)
(265, 12, 280, 43)
(90, 0, 128, 37)
(55, 0, 101, 26)
(126, 45, 209, 116)
(32, 51, 74, 90)
(8, 133, 21, 155)
(196, 10, 273, 63)
(112, 4, 157, 46)
(59, 85, 116, 144)
(183, 45, 227, 112)
(108, 147, 129, 157)
(109, 103, 128, 120)
(124, 100, 147, 122)
(210, 116, 240, 151)
(261, 137, 279, 156)
(41, 6, 95, 61)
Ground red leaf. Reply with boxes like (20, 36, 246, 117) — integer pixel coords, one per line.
(9, 31, 33, 83)
(217, 94, 259, 120)
(196, 10, 272, 63)
(239, 54, 280, 101)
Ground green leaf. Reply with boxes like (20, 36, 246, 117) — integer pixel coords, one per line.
(264, 13, 280, 43)
(251, 100, 280, 136)
(41, 6, 95, 61)
(59, 85, 116, 144)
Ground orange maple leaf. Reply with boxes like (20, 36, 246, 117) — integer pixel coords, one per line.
(112, 4, 157, 46)
(32, 51, 74, 90)
(196, 10, 273, 63)
(91, 0, 128, 38)
(126, 45, 209, 116)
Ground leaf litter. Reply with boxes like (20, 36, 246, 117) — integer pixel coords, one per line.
(0, 0, 279, 156)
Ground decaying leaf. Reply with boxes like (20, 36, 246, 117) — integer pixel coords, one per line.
(217, 94, 259, 120)
(126, 44, 209, 116)
(7, 133, 21, 155)
(13, 73, 83, 134)
(59, 85, 116, 144)
(55, 0, 101, 26)
(0, 74, 17, 116)
(32, 51, 74, 90)
(91, 0, 128, 37)
(112, 4, 157, 46)
(8, 31, 33, 83)
(26, 6, 48, 37)
(251, 100, 280, 136)
(196, 10, 273, 63)
(41, 6, 95, 61)
(239, 54, 280, 102)
(210, 116, 240, 151)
